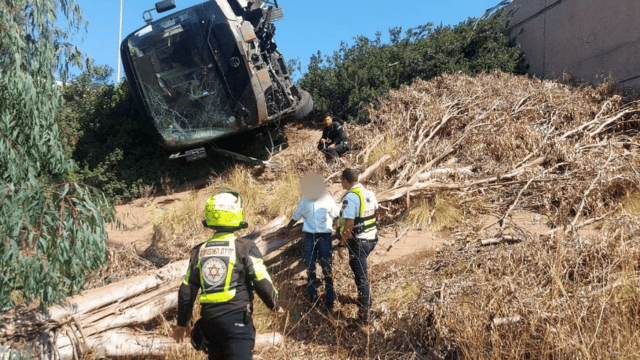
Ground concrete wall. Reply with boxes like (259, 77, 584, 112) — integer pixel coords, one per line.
(504, 0, 640, 89)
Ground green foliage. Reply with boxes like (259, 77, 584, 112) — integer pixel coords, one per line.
(57, 73, 161, 201)
(300, 15, 522, 122)
(0, 0, 114, 309)
(0, 345, 33, 360)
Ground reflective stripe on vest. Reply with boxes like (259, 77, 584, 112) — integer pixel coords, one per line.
(197, 233, 237, 303)
(250, 256, 270, 281)
(340, 186, 377, 235)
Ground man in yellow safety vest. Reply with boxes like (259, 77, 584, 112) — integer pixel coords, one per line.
(337, 169, 378, 323)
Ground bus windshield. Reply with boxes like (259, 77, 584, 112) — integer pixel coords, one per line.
(126, 10, 239, 146)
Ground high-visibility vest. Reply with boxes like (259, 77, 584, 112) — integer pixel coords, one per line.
(340, 186, 377, 236)
(192, 232, 238, 303)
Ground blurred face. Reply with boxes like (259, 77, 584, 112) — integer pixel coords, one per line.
(323, 116, 333, 127)
(299, 172, 327, 201)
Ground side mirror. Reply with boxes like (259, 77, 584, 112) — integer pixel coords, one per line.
(155, 0, 176, 13)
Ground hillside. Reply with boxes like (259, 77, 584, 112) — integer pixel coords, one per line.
(3, 71, 640, 359)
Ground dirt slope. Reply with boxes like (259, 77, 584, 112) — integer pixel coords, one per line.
(101, 71, 640, 360)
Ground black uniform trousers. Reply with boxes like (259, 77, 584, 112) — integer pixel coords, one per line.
(325, 141, 351, 159)
(201, 310, 255, 360)
(347, 237, 377, 317)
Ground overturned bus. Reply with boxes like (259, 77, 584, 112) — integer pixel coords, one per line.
(120, 0, 312, 159)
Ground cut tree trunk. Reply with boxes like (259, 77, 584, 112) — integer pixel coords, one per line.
(55, 330, 283, 360)
(48, 260, 188, 321)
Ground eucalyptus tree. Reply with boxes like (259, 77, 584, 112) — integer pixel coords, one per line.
(0, 0, 114, 309)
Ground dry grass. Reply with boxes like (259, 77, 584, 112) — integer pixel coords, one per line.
(378, 281, 420, 310)
(430, 194, 463, 231)
(405, 194, 462, 230)
(405, 199, 431, 229)
(368, 136, 399, 166)
(622, 190, 640, 215)
(415, 218, 640, 359)
(210, 167, 267, 209)
(149, 191, 203, 234)
(265, 171, 300, 218)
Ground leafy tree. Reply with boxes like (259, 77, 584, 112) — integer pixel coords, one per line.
(0, 0, 114, 309)
(300, 15, 522, 122)
(58, 75, 166, 201)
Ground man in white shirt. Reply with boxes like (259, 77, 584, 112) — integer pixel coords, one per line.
(337, 168, 378, 323)
(284, 173, 340, 313)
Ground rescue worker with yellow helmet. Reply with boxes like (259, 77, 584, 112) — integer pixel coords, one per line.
(173, 191, 283, 359)
(337, 169, 378, 323)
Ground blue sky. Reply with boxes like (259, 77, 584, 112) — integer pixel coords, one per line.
(74, 0, 503, 83)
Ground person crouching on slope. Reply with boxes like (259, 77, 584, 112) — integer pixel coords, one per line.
(173, 191, 284, 360)
(318, 115, 351, 160)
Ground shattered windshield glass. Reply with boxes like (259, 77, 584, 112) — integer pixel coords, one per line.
(127, 10, 240, 147)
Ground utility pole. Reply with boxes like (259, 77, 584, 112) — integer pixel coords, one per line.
(117, 0, 124, 83)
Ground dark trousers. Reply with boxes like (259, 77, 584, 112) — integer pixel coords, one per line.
(347, 237, 377, 313)
(201, 310, 255, 360)
(325, 141, 351, 159)
(302, 232, 335, 304)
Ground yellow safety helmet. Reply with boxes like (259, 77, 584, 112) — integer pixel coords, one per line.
(203, 191, 248, 230)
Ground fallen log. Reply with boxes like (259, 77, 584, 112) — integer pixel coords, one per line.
(359, 154, 391, 183)
(480, 236, 521, 246)
(73, 281, 181, 338)
(47, 260, 188, 322)
(257, 225, 303, 255)
(246, 216, 287, 241)
(417, 166, 473, 181)
(54, 329, 282, 360)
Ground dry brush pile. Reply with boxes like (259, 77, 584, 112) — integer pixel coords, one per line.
(361, 71, 639, 230)
(253, 71, 640, 359)
(262, 71, 640, 359)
